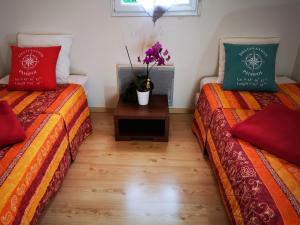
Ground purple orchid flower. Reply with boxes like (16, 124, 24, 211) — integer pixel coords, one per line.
(137, 42, 171, 80)
(157, 57, 165, 66)
(145, 48, 154, 56)
(143, 57, 151, 64)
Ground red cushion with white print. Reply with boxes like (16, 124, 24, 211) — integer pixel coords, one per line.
(8, 46, 61, 91)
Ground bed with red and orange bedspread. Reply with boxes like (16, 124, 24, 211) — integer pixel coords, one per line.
(192, 83, 300, 225)
(0, 84, 92, 225)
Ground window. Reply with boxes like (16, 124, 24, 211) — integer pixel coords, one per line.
(112, 0, 200, 17)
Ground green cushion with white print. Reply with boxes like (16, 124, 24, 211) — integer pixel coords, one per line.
(223, 43, 278, 92)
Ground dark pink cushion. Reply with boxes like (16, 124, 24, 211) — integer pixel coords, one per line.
(0, 101, 26, 148)
(230, 103, 300, 166)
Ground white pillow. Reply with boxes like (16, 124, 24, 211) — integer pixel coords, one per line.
(217, 37, 280, 83)
(17, 33, 72, 83)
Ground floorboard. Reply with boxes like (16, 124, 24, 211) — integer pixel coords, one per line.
(39, 113, 230, 225)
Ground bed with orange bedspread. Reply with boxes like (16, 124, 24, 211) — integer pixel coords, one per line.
(192, 83, 300, 225)
(0, 84, 92, 225)
(0, 84, 92, 159)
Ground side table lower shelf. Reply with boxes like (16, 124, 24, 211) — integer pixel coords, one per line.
(114, 95, 169, 142)
(115, 118, 169, 141)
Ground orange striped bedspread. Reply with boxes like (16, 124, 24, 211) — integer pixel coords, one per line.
(206, 108, 300, 225)
(0, 84, 93, 225)
(192, 83, 300, 224)
(0, 84, 93, 159)
(0, 113, 71, 225)
(193, 83, 300, 149)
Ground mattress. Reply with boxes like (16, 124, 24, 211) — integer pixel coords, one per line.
(0, 83, 92, 159)
(0, 113, 71, 225)
(0, 74, 88, 94)
(195, 76, 296, 106)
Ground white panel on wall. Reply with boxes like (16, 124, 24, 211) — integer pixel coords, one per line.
(0, 0, 300, 108)
(293, 46, 300, 82)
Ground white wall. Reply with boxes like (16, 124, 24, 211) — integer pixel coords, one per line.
(0, 0, 300, 108)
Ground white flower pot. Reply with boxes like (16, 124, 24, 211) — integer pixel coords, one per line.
(137, 90, 150, 105)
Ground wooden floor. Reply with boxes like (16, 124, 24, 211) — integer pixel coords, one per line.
(39, 113, 230, 225)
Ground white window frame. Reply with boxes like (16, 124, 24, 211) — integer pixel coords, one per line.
(112, 0, 200, 17)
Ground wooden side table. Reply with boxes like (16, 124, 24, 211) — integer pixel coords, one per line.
(114, 95, 169, 141)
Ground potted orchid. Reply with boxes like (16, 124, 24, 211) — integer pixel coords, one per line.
(135, 42, 171, 105)
(124, 41, 171, 105)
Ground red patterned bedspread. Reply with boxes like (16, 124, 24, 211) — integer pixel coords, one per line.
(0, 113, 71, 225)
(0, 84, 92, 225)
(192, 82, 300, 224)
(0, 84, 93, 159)
(206, 108, 300, 225)
(193, 83, 300, 149)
